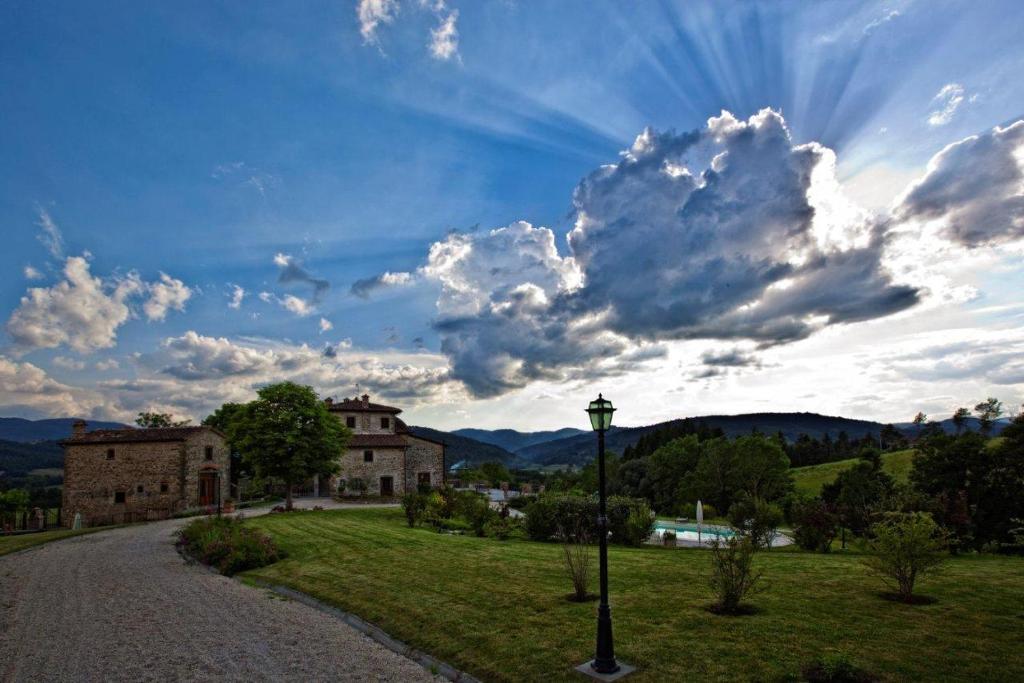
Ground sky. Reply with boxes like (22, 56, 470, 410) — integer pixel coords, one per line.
(2, 0, 1023, 432)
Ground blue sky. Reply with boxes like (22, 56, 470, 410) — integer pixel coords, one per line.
(2, 0, 1023, 430)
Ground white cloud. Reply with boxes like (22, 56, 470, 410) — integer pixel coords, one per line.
(358, 0, 399, 43)
(53, 356, 86, 371)
(282, 294, 314, 317)
(228, 284, 246, 309)
(351, 270, 416, 297)
(95, 359, 120, 371)
(23, 265, 43, 280)
(143, 273, 193, 322)
(319, 317, 334, 333)
(6, 256, 144, 354)
(0, 355, 105, 418)
(927, 83, 969, 126)
(35, 207, 64, 259)
(429, 9, 459, 61)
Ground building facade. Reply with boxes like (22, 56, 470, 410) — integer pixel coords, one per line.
(60, 420, 229, 527)
(328, 394, 445, 496)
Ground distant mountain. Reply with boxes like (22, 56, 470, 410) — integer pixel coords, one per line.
(0, 439, 64, 477)
(408, 426, 524, 469)
(0, 417, 130, 443)
(450, 427, 587, 454)
(895, 416, 1010, 437)
(516, 412, 891, 468)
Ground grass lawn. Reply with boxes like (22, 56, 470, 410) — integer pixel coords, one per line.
(244, 508, 1024, 682)
(0, 527, 108, 557)
(791, 449, 915, 496)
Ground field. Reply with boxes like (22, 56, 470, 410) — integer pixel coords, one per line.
(244, 507, 1024, 682)
(0, 527, 107, 557)
(791, 449, 915, 496)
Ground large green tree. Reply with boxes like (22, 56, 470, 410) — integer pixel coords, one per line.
(135, 412, 191, 428)
(228, 382, 350, 509)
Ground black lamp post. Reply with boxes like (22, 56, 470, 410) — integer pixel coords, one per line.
(580, 393, 633, 679)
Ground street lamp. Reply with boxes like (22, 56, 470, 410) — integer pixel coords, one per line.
(576, 394, 634, 680)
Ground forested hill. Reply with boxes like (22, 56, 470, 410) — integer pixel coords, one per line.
(451, 427, 587, 453)
(516, 412, 888, 468)
(408, 427, 523, 468)
(0, 417, 130, 442)
(0, 439, 63, 477)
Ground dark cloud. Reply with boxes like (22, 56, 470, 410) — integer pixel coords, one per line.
(894, 120, 1024, 246)
(275, 253, 329, 303)
(351, 271, 414, 298)
(701, 349, 759, 367)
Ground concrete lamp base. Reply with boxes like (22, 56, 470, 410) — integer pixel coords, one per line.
(574, 661, 636, 681)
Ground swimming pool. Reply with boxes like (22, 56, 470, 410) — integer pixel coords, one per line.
(653, 521, 735, 545)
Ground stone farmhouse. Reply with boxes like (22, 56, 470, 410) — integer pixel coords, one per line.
(60, 420, 229, 527)
(326, 394, 445, 497)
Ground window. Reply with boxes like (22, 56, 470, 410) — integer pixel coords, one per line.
(363, 450, 374, 463)
(418, 472, 431, 486)
(346, 416, 356, 428)
(106, 448, 115, 460)
(137, 485, 144, 493)
(160, 482, 169, 493)
(204, 446, 213, 461)
(114, 491, 126, 504)
(381, 417, 390, 429)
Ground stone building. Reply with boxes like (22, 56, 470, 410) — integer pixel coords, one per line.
(60, 420, 229, 527)
(327, 394, 445, 496)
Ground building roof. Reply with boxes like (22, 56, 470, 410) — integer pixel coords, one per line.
(326, 394, 402, 414)
(347, 434, 409, 448)
(61, 425, 222, 446)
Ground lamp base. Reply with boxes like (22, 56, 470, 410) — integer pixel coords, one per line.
(574, 660, 636, 681)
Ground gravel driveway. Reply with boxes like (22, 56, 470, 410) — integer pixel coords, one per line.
(0, 501, 438, 682)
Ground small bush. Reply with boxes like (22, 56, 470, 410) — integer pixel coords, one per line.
(523, 494, 654, 546)
(484, 516, 517, 540)
(662, 529, 677, 546)
(401, 492, 428, 528)
(177, 516, 284, 576)
(559, 519, 593, 601)
(707, 535, 762, 614)
(728, 497, 783, 550)
(802, 653, 877, 682)
(863, 512, 946, 603)
(457, 491, 496, 537)
(790, 497, 839, 552)
(508, 495, 530, 511)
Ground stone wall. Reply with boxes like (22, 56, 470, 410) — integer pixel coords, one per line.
(339, 447, 406, 495)
(404, 437, 444, 491)
(332, 411, 396, 434)
(61, 431, 228, 527)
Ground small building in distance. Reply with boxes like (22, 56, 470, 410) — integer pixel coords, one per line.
(327, 394, 445, 496)
(60, 420, 229, 527)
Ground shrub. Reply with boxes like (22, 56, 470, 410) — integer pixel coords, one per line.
(347, 477, 367, 497)
(401, 492, 427, 528)
(457, 491, 496, 537)
(662, 529, 677, 546)
(426, 486, 459, 521)
(559, 518, 593, 601)
(728, 497, 783, 550)
(707, 535, 762, 614)
(523, 494, 654, 546)
(802, 653, 877, 682)
(484, 516, 517, 540)
(508, 495, 530, 511)
(176, 516, 284, 576)
(790, 497, 839, 552)
(863, 512, 946, 603)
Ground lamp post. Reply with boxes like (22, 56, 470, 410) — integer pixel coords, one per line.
(577, 394, 634, 680)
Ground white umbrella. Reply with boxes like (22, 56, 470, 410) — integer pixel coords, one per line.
(696, 500, 703, 544)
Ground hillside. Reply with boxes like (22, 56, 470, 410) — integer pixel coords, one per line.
(517, 413, 889, 467)
(408, 427, 523, 468)
(451, 427, 586, 453)
(896, 416, 1010, 437)
(791, 449, 916, 496)
(0, 439, 64, 477)
(0, 417, 130, 443)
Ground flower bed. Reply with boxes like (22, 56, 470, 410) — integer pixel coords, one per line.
(177, 515, 285, 576)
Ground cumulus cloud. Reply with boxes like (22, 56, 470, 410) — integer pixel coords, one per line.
(35, 207, 64, 259)
(143, 273, 192, 322)
(6, 256, 144, 354)
(358, 0, 398, 43)
(0, 355, 104, 418)
(375, 110, 917, 396)
(894, 119, 1024, 246)
(227, 284, 246, 309)
(927, 83, 971, 126)
(5, 256, 192, 354)
(429, 9, 459, 61)
(95, 359, 120, 371)
(53, 356, 86, 371)
(351, 271, 415, 298)
(281, 294, 314, 317)
(319, 317, 333, 333)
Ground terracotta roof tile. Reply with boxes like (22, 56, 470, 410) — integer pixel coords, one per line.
(326, 394, 402, 414)
(61, 426, 221, 445)
(347, 434, 409, 448)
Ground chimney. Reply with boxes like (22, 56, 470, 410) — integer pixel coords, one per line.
(72, 419, 87, 438)
(325, 397, 334, 407)
(361, 393, 370, 407)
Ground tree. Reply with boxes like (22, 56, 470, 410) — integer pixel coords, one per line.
(951, 407, 971, 435)
(822, 461, 893, 535)
(727, 496, 783, 550)
(789, 496, 839, 552)
(707, 535, 762, 614)
(974, 397, 1003, 436)
(135, 412, 191, 428)
(202, 403, 245, 434)
(228, 382, 350, 510)
(730, 435, 792, 503)
(864, 512, 946, 603)
(879, 423, 906, 451)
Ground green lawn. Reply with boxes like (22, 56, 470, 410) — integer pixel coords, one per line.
(791, 449, 915, 496)
(0, 527, 107, 557)
(244, 508, 1024, 682)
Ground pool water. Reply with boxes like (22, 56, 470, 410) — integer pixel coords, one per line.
(653, 521, 735, 545)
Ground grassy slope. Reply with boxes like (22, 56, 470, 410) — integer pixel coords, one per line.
(0, 527, 107, 557)
(244, 508, 1024, 682)
(791, 449, 915, 496)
